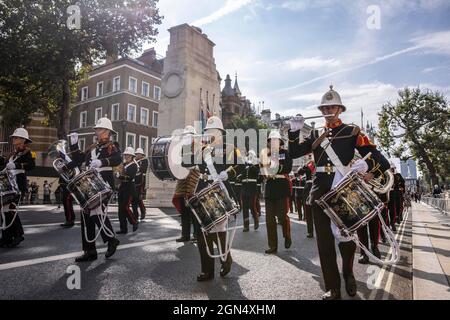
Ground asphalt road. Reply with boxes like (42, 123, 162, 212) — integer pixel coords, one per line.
(0, 203, 412, 300)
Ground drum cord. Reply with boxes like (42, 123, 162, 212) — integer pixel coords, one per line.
(81, 191, 115, 243)
(0, 193, 22, 230)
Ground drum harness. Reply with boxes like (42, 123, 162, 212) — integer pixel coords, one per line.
(314, 129, 399, 265)
(0, 154, 24, 230)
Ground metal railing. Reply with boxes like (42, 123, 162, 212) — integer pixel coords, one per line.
(421, 196, 449, 215)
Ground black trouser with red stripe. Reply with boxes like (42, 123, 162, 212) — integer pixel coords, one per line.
(388, 193, 402, 227)
(81, 200, 115, 252)
(241, 194, 259, 229)
(1, 196, 24, 243)
(132, 184, 146, 219)
(312, 201, 356, 291)
(304, 203, 314, 235)
(118, 187, 138, 232)
(265, 197, 291, 249)
(357, 216, 380, 254)
(196, 224, 232, 275)
(62, 186, 75, 224)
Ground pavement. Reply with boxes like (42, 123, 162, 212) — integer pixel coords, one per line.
(0, 201, 418, 300)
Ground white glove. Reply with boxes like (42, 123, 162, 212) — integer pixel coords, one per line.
(115, 171, 121, 178)
(6, 162, 16, 170)
(90, 159, 102, 169)
(351, 159, 369, 174)
(290, 115, 305, 132)
(69, 132, 78, 145)
(219, 171, 228, 181)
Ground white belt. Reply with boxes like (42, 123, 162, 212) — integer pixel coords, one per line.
(266, 174, 288, 180)
(306, 180, 312, 183)
(10, 169, 25, 175)
(242, 179, 257, 183)
(293, 186, 304, 189)
(97, 167, 113, 172)
(316, 166, 337, 173)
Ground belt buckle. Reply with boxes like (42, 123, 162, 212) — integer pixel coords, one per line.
(325, 164, 333, 175)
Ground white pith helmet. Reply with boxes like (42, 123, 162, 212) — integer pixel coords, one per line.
(10, 127, 32, 143)
(123, 147, 135, 157)
(318, 85, 346, 112)
(93, 117, 117, 134)
(204, 116, 225, 132)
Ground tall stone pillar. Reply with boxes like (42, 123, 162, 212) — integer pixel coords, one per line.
(146, 24, 221, 207)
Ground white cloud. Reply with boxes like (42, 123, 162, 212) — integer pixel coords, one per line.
(410, 30, 450, 56)
(278, 56, 341, 71)
(191, 0, 255, 27)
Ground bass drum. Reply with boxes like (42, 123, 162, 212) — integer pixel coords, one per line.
(149, 136, 189, 181)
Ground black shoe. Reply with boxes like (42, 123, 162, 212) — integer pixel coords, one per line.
(105, 238, 120, 258)
(358, 254, 369, 264)
(176, 237, 190, 242)
(344, 274, 357, 297)
(372, 247, 381, 259)
(381, 236, 387, 244)
(254, 218, 259, 230)
(220, 256, 233, 277)
(7, 236, 24, 248)
(116, 230, 128, 234)
(61, 222, 75, 228)
(197, 273, 214, 282)
(307, 233, 314, 238)
(322, 289, 342, 300)
(391, 225, 397, 232)
(243, 227, 249, 232)
(75, 250, 98, 262)
(285, 237, 292, 249)
(265, 248, 277, 254)
(140, 215, 146, 221)
(0, 238, 11, 248)
(132, 223, 139, 232)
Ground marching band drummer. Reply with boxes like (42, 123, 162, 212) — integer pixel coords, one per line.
(116, 147, 139, 234)
(288, 86, 391, 300)
(0, 128, 36, 248)
(261, 130, 293, 254)
(181, 116, 244, 282)
(66, 118, 121, 262)
(133, 148, 148, 221)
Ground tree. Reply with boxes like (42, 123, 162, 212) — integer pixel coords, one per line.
(376, 87, 450, 187)
(0, 0, 162, 138)
(225, 110, 268, 131)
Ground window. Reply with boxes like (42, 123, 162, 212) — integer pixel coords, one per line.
(95, 107, 102, 124)
(113, 76, 120, 92)
(80, 111, 87, 128)
(79, 138, 86, 152)
(126, 132, 136, 149)
(152, 111, 158, 128)
(154, 85, 161, 101)
(111, 103, 120, 121)
(96, 81, 104, 96)
(139, 135, 149, 156)
(129, 76, 137, 93)
(142, 81, 150, 97)
(81, 87, 88, 101)
(127, 104, 136, 122)
(140, 108, 149, 126)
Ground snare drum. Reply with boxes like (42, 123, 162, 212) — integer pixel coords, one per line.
(67, 169, 112, 211)
(316, 171, 384, 234)
(0, 170, 19, 207)
(149, 136, 190, 181)
(188, 181, 239, 232)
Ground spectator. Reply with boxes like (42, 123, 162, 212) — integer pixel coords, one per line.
(432, 184, 442, 198)
(43, 180, 51, 204)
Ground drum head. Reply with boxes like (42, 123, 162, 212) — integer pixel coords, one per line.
(167, 136, 189, 180)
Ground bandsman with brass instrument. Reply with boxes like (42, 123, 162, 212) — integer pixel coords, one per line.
(288, 86, 391, 300)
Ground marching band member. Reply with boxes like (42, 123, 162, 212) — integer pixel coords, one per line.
(173, 126, 200, 243)
(132, 147, 148, 221)
(241, 149, 261, 232)
(182, 116, 244, 281)
(116, 147, 139, 234)
(0, 128, 35, 248)
(288, 86, 390, 300)
(298, 162, 315, 238)
(261, 130, 293, 254)
(388, 163, 406, 230)
(293, 169, 305, 221)
(59, 171, 76, 228)
(67, 118, 121, 262)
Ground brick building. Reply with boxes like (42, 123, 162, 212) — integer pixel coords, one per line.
(221, 73, 252, 128)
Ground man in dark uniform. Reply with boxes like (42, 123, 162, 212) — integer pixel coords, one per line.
(67, 118, 121, 262)
(133, 147, 148, 221)
(298, 161, 315, 238)
(0, 128, 36, 248)
(59, 176, 75, 228)
(116, 147, 139, 234)
(293, 170, 304, 221)
(241, 149, 261, 232)
(261, 130, 293, 254)
(388, 163, 406, 231)
(182, 116, 244, 281)
(288, 86, 390, 300)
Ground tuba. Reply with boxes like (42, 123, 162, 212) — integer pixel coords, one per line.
(49, 140, 80, 183)
(367, 169, 394, 194)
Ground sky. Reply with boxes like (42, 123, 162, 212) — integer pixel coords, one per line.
(146, 0, 450, 128)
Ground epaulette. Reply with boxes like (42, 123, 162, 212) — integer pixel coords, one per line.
(348, 125, 361, 136)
